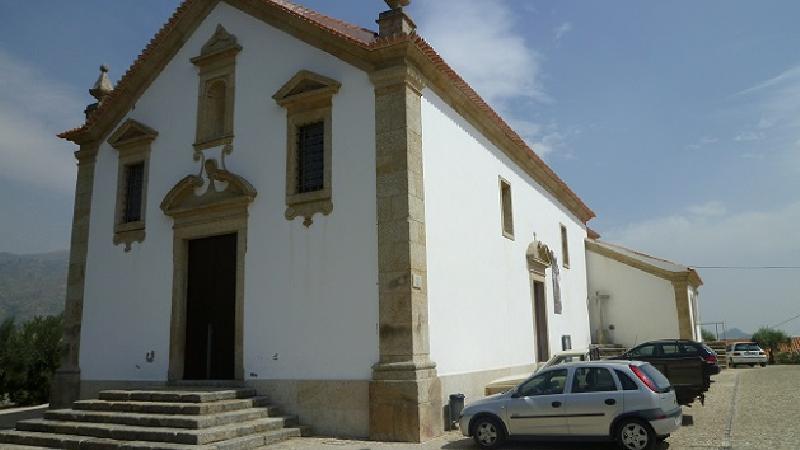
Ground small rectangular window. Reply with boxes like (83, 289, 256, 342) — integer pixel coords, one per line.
(560, 224, 569, 267)
(123, 162, 145, 223)
(296, 121, 325, 193)
(500, 178, 513, 239)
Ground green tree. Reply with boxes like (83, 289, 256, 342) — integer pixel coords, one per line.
(0, 315, 63, 406)
(752, 327, 790, 365)
(701, 328, 717, 342)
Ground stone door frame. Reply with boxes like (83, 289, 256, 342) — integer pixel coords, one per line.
(161, 161, 256, 382)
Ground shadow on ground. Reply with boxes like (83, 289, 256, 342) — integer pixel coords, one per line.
(440, 437, 670, 449)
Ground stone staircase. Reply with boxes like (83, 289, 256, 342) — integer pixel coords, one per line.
(592, 344, 628, 359)
(707, 341, 729, 369)
(0, 388, 309, 449)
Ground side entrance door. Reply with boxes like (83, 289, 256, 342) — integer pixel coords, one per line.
(532, 279, 550, 362)
(184, 233, 237, 380)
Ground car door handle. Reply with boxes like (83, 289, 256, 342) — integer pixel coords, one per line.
(604, 399, 616, 405)
(551, 401, 562, 408)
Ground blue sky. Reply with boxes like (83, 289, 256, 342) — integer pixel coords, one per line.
(1, 0, 799, 335)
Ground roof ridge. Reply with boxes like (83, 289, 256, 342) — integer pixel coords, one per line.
(269, 0, 377, 36)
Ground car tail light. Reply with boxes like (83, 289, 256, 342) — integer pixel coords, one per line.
(732, 352, 741, 356)
(759, 351, 766, 355)
(703, 354, 717, 364)
(629, 365, 658, 392)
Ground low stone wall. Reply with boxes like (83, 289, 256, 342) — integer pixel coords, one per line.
(438, 363, 538, 406)
(0, 404, 48, 430)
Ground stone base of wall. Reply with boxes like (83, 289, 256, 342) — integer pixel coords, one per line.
(438, 363, 538, 406)
(246, 379, 369, 439)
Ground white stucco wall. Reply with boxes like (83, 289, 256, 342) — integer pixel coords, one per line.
(421, 92, 591, 377)
(80, 2, 378, 381)
(585, 250, 680, 348)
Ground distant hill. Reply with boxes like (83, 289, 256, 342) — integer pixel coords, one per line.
(725, 327, 752, 339)
(0, 250, 68, 323)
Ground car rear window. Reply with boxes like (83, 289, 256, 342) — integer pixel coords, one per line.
(614, 369, 639, 391)
(639, 364, 671, 391)
(734, 343, 761, 351)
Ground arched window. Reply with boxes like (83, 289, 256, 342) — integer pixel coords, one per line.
(205, 79, 227, 141)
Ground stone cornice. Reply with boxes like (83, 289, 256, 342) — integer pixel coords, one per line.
(586, 239, 703, 287)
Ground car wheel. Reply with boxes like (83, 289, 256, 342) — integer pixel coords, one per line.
(617, 419, 655, 450)
(729, 363, 736, 369)
(472, 416, 505, 449)
(760, 362, 767, 367)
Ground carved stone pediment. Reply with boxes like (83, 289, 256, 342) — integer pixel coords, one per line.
(161, 159, 256, 221)
(191, 24, 241, 66)
(526, 239, 553, 271)
(108, 119, 158, 150)
(272, 70, 341, 109)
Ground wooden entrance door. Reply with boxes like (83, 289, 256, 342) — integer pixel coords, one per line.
(184, 233, 237, 380)
(533, 280, 550, 362)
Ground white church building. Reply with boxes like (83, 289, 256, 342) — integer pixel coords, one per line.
(586, 239, 704, 348)
(51, 0, 597, 441)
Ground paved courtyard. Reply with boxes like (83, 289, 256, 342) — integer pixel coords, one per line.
(265, 365, 800, 450)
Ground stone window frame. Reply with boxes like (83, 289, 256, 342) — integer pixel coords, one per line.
(191, 24, 241, 152)
(108, 119, 158, 252)
(560, 223, 570, 268)
(273, 70, 341, 227)
(499, 176, 514, 240)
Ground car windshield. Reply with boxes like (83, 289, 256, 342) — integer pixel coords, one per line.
(734, 343, 761, 351)
(639, 364, 671, 392)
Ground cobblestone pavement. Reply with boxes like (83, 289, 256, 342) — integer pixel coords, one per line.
(264, 366, 800, 450)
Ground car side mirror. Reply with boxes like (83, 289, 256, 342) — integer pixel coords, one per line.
(509, 389, 521, 399)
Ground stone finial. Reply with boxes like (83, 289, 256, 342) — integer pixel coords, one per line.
(85, 65, 113, 119)
(378, 0, 415, 37)
(89, 65, 113, 101)
(384, 0, 410, 9)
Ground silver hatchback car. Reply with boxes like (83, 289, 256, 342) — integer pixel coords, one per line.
(459, 361, 681, 450)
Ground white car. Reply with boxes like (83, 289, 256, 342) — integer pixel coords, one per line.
(460, 360, 682, 450)
(727, 342, 767, 368)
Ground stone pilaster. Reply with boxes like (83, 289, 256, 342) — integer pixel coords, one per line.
(369, 64, 443, 442)
(671, 279, 693, 340)
(50, 144, 98, 408)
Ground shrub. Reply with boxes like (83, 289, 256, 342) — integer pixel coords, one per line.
(775, 352, 800, 365)
(752, 327, 790, 365)
(701, 328, 717, 342)
(0, 315, 63, 406)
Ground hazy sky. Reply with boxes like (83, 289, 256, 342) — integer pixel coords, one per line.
(1, 0, 798, 335)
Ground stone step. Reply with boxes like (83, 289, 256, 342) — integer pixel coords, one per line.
(170, 380, 247, 389)
(0, 430, 214, 450)
(0, 428, 304, 450)
(16, 416, 296, 445)
(98, 389, 257, 403)
(73, 397, 269, 415)
(45, 406, 283, 429)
